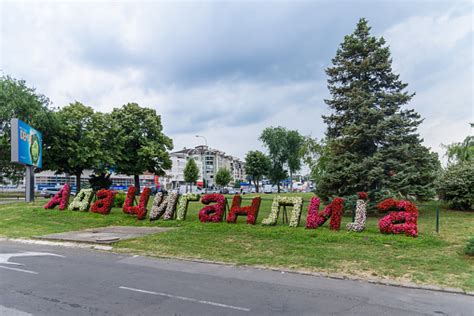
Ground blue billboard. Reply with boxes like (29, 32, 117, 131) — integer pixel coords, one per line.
(10, 118, 43, 168)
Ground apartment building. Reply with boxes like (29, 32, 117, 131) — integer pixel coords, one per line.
(165, 145, 245, 189)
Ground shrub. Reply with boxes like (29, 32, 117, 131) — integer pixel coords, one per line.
(437, 162, 474, 210)
(465, 237, 474, 256)
(113, 191, 126, 208)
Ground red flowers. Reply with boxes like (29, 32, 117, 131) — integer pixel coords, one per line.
(377, 198, 398, 213)
(306, 197, 344, 230)
(357, 192, 368, 200)
(122, 186, 151, 220)
(90, 189, 115, 215)
(44, 184, 71, 210)
(199, 194, 226, 223)
(227, 195, 261, 225)
(378, 199, 418, 237)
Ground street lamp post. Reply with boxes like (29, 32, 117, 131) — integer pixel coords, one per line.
(195, 135, 208, 191)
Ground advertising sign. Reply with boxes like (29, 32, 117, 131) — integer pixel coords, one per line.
(11, 118, 43, 168)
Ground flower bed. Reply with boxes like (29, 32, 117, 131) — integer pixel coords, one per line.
(378, 199, 418, 237)
(122, 186, 151, 220)
(226, 195, 261, 225)
(198, 194, 226, 223)
(176, 193, 201, 220)
(149, 192, 166, 221)
(68, 188, 94, 212)
(44, 184, 71, 210)
(90, 189, 115, 215)
(262, 196, 304, 227)
(306, 197, 344, 230)
(346, 192, 368, 232)
(163, 191, 179, 220)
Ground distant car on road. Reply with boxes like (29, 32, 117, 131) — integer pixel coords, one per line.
(40, 187, 76, 198)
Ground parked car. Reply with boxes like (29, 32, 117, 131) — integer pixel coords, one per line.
(40, 187, 76, 198)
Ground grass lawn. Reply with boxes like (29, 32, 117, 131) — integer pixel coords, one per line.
(0, 193, 473, 291)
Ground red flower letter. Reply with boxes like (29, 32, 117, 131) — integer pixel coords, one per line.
(226, 195, 261, 225)
(378, 199, 418, 237)
(44, 184, 71, 210)
(90, 189, 115, 215)
(306, 197, 344, 230)
(122, 186, 151, 220)
(198, 194, 226, 223)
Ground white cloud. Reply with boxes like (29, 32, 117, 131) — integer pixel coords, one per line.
(1, 1, 472, 168)
(383, 7, 473, 159)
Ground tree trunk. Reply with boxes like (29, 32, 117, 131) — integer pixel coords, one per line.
(277, 183, 281, 193)
(134, 174, 140, 195)
(254, 178, 259, 193)
(75, 172, 82, 193)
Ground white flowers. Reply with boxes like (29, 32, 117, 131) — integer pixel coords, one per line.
(346, 199, 367, 232)
(176, 193, 201, 220)
(262, 196, 303, 227)
(68, 189, 94, 211)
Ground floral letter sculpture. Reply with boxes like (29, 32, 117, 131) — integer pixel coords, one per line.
(149, 192, 166, 221)
(262, 196, 304, 227)
(346, 192, 368, 232)
(163, 191, 179, 220)
(68, 188, 94, 211)
(176, 193, 201, 220)
(226, 195, 261, 225)
(378, 199, 418, 237)
(306, 197, 344, 230)
(149, 191, 179, 221)
(90, 189, 115, 215)
(198, 194, 226, 223)
(122, 186, 151, 220)
(44, 184, 71, 210)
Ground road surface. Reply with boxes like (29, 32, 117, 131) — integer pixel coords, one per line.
(0, 240, 472, 315)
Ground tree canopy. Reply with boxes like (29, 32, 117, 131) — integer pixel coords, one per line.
(0, 76, 58, 184)
(48, 102, 109, 191)
(183, 158, 199, 190)
(244, 150, 270, 193)
(110, 103, 173, 192)
(215, 167, 232, 188)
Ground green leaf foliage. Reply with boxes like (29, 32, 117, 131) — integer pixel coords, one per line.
(244, 150, 270, 193)
(215, 167, 232, 188)
(110, 103, 173, 189)
(183, 158, 199, 185)
(437, 162, 474, 210)
(317, 18, 439, 201)
(0, 76, 58, 183)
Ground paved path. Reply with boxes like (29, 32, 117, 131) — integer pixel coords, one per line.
(0, 240, 472, 315)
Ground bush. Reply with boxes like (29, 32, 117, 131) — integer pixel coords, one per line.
(113, 191, 126, 208)
(437, 162, 474, 210)
(465, 237, 474, 256)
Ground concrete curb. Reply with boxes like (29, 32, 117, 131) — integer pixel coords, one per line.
(3, 237, 472, 297)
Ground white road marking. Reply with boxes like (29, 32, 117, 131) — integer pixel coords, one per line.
(0, 304, 33, 315)
(0, 251, 64, 274)
(0, 252, 64, 265)
(0, 265, 38, 274)
(119, 286, 251, 312)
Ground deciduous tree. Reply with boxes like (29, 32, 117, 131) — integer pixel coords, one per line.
(244, 150, 270, 193)
(110, 103, 173, 193)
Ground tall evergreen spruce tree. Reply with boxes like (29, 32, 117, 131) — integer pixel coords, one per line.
(317, 18, 439, 201)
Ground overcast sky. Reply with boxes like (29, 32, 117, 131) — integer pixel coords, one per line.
(1, 0, 472, 165)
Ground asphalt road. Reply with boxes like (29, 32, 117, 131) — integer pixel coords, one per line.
(0, 240, 472, 315)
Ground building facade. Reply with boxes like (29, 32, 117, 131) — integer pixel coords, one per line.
(165, 145, 245, 189)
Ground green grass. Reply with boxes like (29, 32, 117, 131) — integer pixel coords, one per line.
(0, 194, 473, 291)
